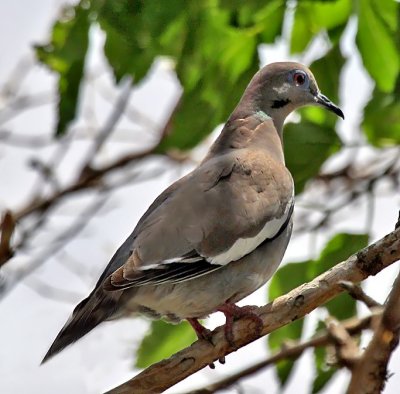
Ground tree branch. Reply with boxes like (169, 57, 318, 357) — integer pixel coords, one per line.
(106, 225, 400, 394)
(325, 316, 360, 369)
(0, 211, 15, 267)
(0, 192, 110, 298)
(189, 313, 378, 394)
(347, 268, 400, 393)
(79, 78, 133, 178)
(339, 280, 381, 309)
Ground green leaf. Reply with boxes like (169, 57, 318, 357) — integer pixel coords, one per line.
(290, 0, 351, 53)
(255, 1, 285, 43)
(96, 2, 263, 152)
(157, 11, 260, 152)
(36, 2, 90, 136)
(310, 45, 345, 106)
(284, 121, 341, 194)
(301, 45, 345, 127)
(310, 233, 369, 320)
(269, 261, 312, 301)
(312, 233, 369, 276)
(357, 0, 400, 92)
(268, 261, 311, 386)
(97, 0, 187, 83)
(312, 322, 337, 393)
(362, 86, 400, 147)
(219, 0, 285, 43)
(135, 320, 196, 368)
(313, 346, 336, 393)
(268, 320, 303, 386)
(374, 0, 399, 32)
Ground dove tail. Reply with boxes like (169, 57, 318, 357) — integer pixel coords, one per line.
(41, 290, 119, 364)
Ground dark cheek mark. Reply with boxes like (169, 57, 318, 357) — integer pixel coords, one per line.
(271, 99, 290, 109)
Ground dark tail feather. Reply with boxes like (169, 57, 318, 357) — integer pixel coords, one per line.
(41, 290, 119, 364)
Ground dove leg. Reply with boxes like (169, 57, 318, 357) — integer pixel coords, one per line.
(187, 318, 225, 368)
(218, 303, 263, 348)
(187, 318, 212, 342)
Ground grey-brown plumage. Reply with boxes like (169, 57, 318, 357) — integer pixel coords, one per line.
(42, 62, 343, 363)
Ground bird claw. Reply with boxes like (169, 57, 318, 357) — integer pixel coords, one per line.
(209, 356, 225, 369)
(218, 303, 263, 348)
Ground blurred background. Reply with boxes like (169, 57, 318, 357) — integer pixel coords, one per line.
(0, 0, 399, 393)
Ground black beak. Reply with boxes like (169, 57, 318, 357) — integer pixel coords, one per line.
(314, 92, 344, 119)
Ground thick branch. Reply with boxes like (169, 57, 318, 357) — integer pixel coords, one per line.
(347, 269, 400, 393)
(191, 313, 377, 394)
(106, 226, 400, 394)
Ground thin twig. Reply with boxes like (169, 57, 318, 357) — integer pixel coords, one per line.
(12, 146, 156, 222)
(24, 276, 81, 304)
(339, 280, 382, 309)
(325, 316, 360, 369)
(79, 77, 133, 175)
(294, 149, 400, 235)
(0, 191, 110, 298)
(0, 92, 53, 125)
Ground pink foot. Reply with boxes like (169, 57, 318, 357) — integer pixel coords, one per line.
(187, 318, 225, 368)
(218, 303, 263, 348)
(187, 318, 212, 342)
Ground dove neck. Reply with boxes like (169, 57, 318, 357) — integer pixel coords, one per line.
(204, 110, 285, 165)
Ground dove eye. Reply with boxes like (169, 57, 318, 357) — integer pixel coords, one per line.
(293, 71, 307, 86)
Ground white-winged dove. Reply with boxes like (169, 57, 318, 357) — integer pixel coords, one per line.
(42, 62, 343, 363)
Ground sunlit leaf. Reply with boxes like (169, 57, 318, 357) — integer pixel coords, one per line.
(97, 0, 187, 83)
(136, 320, 196, 368)
(375, 0, 399, 32)
(310, 233, 369, 320)
(36, 2, 90, 136)
(290, 0, 351, 53)
(312, 233, 369, 276)
(160, 68, 258, 151)
(357, 0, 400, 92)
(219, 0, 284, 43)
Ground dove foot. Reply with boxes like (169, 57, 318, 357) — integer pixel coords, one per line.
(218, 303, 262, 348)
(187, 318, 213, 343)
(187, 318, 226, 368)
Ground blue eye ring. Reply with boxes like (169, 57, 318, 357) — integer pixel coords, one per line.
(293, 70, 308, 86)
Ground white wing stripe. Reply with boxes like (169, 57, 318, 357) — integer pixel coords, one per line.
(209, 197, 294, 266)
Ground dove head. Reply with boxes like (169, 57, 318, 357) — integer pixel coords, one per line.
(236, 62, 344, 133)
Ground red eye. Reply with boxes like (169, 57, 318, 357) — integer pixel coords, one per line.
(293, 72, 306, 86)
